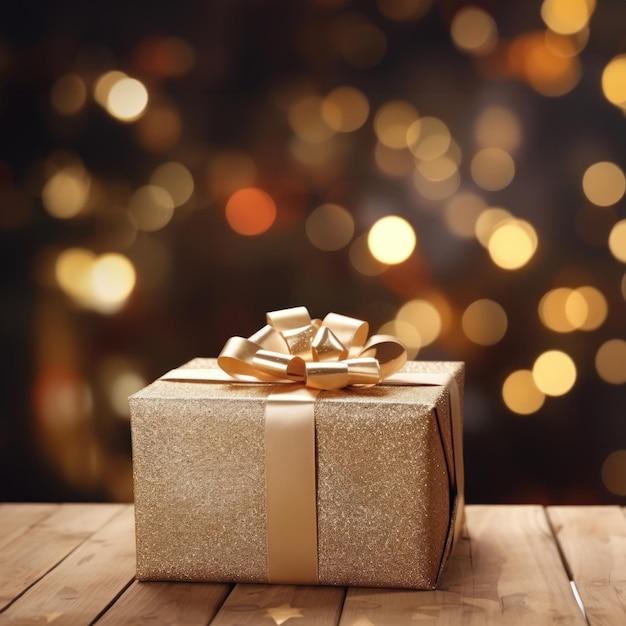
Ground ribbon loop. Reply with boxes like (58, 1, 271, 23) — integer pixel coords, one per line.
(305, 361, 350, 390)
(218, 337, 281, 381)
(322, 312, 369, 357)
(360, 334, 408, 379)
(282, 325, 317, 360)
(252, 351, 306, 382)
(346, 357, 381, 386)
(312, 326, 348, 362)
(249, 325, 290, 353)
(266, 306, 312, 331)
(217, 307, 407, 390)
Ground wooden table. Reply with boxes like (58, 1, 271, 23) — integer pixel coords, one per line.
(0, 504, 624, 625)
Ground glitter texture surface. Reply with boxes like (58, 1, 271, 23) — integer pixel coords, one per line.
(130, 358, 464, 589)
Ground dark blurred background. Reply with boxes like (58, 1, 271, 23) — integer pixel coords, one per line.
(1, 0, 626, 504)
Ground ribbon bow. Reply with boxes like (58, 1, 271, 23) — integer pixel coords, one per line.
(217, 306, 407, 390)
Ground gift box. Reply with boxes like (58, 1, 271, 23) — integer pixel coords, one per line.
(130, 308, 464, 589)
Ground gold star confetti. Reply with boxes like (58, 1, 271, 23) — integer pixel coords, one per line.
(264, 603, 304, 625)
(349, 617, 377, 626)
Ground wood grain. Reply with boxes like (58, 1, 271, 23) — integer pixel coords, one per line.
(0, 503, 59, 551)
(0, 505, 135, 625)
(4, 505, 626, 624)
(95, 580, 232, 626)
(0, 503, 123, 610)
(548, 505, 626, 626)
(209, 583, 346, 626)
(340, 505, 586, 625)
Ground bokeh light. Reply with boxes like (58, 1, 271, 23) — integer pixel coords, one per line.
(91, 254, 137, 312)
(571, 286, 607, 331)
(443, 192, 485, 238)
(602, 54, 626, 109)
(487, 219, 538, 270)
(608, 219, 626, 262)
(50, 73, 87, 116)
(416, 156, 458, 182)
(128, 185, 175, 232)
(582, 161, 626, 207)
(305, 203, 355, 251)
(374, 141, 415, 177)
(150, 161, 194, 207)
(396, 298, 442, 347)
(289, 95, 335, 143)
(378, 319, 421, 359)
(110, 370, 145, 417)
(595, 339, 626, 384)
(99, 357, 147, 418)
(55, 247, 97, 306)
(413, 164, 460, 200)
(349, 234, 388, 276)
(374, 100, 419, 149)
(474, 106, 522, 152)
(450, 7, 498, 57)
(55, 248, 136, 313)
(539, 286, 607, 333)
(407, 116, 451, 161)
(539, 287, 577, 332)
(474, 207, 512, 247)
(502, 370, 546, 415)
(462, 299, 508, 345)
(321, 86, 369, 132)
(532, 350, 577, 396)
(94, 71, 127, 107)
(367, 215, 416, 264)
(508, 31, 581, 96)
(106, 77, 149, 122)
(544, 28, 589, 58)
(225, 187, 277, 236)
(42, 167, 91, 219)
(470, 148, 515, 191)
(540, 0, 594, 35)
(601, 450, 626, 496)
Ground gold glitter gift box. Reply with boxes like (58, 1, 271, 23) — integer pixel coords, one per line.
(130, 308, 464, 589)
(130, 358, 464, 589)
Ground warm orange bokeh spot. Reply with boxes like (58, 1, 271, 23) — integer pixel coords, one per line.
(506, 30, 580, 96)
(225, 187, 277, 236)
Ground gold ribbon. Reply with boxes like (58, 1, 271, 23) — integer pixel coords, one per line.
(160, 307, 462, 585)
(263, 385, 320, 584)
(216, 306, 408, 390)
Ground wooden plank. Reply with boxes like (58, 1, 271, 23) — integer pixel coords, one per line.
(0, 505, 136, 625)
(0, 504, 60, 550)
(209, 583, 345, 626)
(548, 505, 626, 626)
(0, 503, 123, 610)
(340, 505, 586, 625)
(95, 581, 231, 626)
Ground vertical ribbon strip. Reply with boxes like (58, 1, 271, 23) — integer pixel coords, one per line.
(264, 386, 320, 584)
